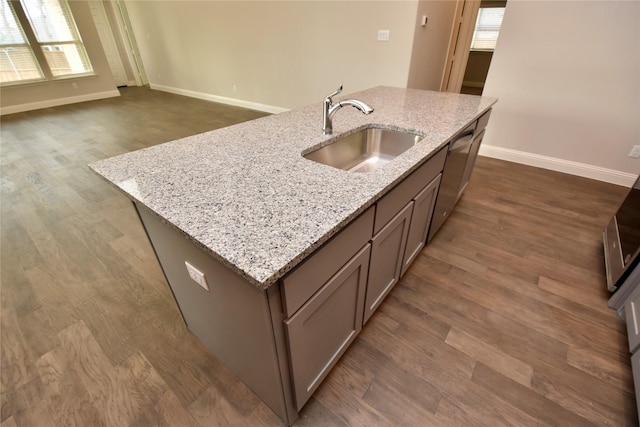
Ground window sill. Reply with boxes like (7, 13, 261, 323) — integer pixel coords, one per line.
(1, 78, 47, 88)
(1, 72, 99, 89)
(52, 72, 97, 81)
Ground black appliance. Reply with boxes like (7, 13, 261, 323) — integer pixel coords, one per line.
(604, 174, 640, 301)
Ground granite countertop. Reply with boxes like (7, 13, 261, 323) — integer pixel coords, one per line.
(90, 86, 497, 290)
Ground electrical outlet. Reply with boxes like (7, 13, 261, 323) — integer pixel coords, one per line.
(185, 261, 209, 291)
(629, 145, 640, 159)
(377, 30, 390, 41)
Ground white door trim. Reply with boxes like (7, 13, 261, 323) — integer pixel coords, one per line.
(88, 1, 128, 86)
(441, 0, 481, 93)
(109, 0, 148, 86)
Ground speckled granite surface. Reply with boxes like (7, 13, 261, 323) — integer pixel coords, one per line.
(90, 86, 497, 289)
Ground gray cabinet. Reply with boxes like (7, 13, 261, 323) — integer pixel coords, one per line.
(632, 352, 640, 417)
(284, 244, 371, 410)
(620, 271, 640, 420)
(627, 290, 640, 418)
(401, 174, 442, 276)
(364, 202, 413, 324)
(626, 292, 640, 353)
(282, 146, 448, 408)
(280, 208, 374, 318)
(134, 110, 493, 426)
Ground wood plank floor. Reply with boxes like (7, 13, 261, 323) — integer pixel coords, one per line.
(1, 87, 636, 426)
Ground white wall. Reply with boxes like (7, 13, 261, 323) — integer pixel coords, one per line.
(124, 1, 420, 111)
(482, 0, 640, 185)
(0, 1, 119, 115)
(406, 0, 458, 91)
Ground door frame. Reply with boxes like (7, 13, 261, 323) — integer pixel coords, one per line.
(88, 1, 128, 86)
(440, 0, 481, 93)
(107, 0, 148, 86)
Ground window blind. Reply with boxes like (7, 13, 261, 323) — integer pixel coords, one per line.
(20, 0, 93, 77)
(0, 0, 44, 84)
(471, 7, 505, 51)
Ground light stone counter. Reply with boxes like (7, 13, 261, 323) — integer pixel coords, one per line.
(90, 86, 497, 289)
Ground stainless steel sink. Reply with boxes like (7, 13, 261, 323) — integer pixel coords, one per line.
(303, 127, 423, 172)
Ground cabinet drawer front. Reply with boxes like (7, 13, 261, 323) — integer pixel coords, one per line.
(365, 202, 413, 324)
(282, 207, 374, 318)
(285, 244, 371, 410)
(374, 146, 446, 234)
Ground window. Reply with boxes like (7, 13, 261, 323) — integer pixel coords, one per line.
(1, 1, 44, 83)
(470, 7, 505, 51)
(0, 0, 93, 85)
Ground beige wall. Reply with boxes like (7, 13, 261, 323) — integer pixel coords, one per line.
(0, 1, 119, 114)
(482, 0, 640, 184)
(125, 0, 421, 110)
(406, 0, 457, 91)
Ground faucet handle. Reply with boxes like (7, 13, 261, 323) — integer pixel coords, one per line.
(326, 85, 343, 101)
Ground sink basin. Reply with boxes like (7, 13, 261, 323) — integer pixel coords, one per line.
(304, 127, 423, 172)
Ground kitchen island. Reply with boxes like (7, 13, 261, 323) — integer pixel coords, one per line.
(90, 86, 496, 425)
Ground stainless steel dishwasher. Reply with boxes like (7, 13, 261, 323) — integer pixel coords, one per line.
(427, 121, 477, 242)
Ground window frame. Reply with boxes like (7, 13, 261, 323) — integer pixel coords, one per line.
(1, 0, 95, 87)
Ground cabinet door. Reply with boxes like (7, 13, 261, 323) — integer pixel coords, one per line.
(632, 351, 640, 422)
(281, 207, 374, 317)
(364, 202, 413, 324)
(401, 174, 442, 276)
(626, 292, 640, 353)
(284, 244, 371, 410)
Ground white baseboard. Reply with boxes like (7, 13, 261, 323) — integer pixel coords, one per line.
(479, 144, 637, 187)
(149, 83, 289, 114)
(1, 90, 121, 115)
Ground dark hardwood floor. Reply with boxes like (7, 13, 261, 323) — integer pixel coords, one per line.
(1, 87, 635, 426)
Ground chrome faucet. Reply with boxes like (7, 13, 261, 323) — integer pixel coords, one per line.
(323, 85, 374, 135)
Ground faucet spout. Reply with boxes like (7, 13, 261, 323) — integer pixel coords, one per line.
(336, 99, 374, 115)
(322, 85, 374, 135)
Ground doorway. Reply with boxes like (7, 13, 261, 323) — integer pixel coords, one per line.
(88, 1, 129, 87)
(461, 1, 506, 95)
(88, 0, 148, 87)
(441, 0, 506, 94)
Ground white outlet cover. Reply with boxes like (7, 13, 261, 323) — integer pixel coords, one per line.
(629, 145, 640, 159)
(377, 30, 390, 41)
(185, 261, 209, 291)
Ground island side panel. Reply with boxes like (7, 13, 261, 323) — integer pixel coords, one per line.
(134, 203, 293, 424)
